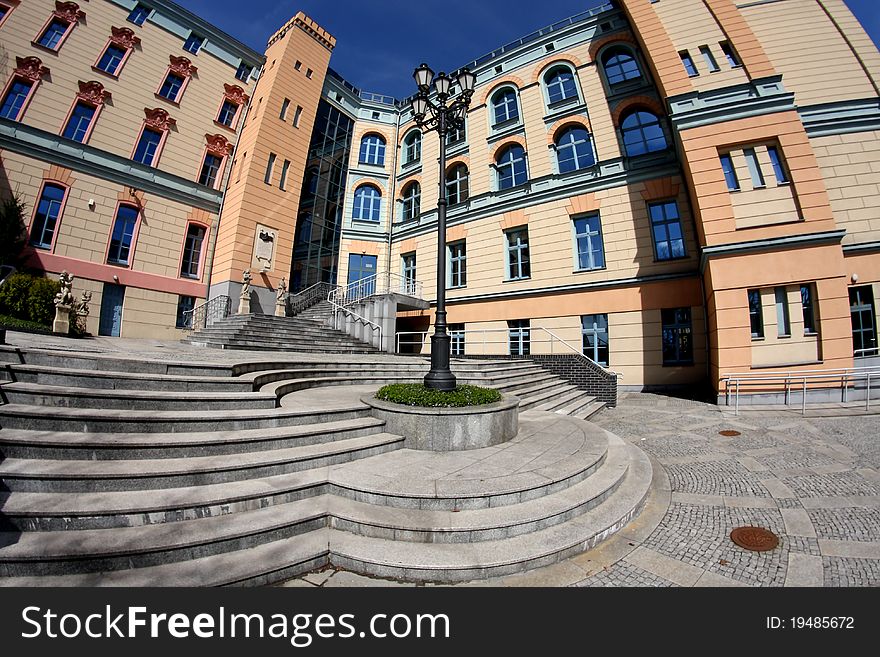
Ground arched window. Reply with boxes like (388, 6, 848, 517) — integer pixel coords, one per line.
(602, 47, 641, 86)
(401, 182, 420, 221)
(352, 184, 381, 221)
(496, 144, 527, 189)
(620, 110, 667, 157)
(491, 88, 519, 126)
(403, 131, 421, 165)
(446, 163, 469, 204)
(555, 126, 595, 173)
(359, 134, 386, 166)
(544, 66, 578, 104)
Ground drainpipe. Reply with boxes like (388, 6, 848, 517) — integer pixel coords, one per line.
(386, 104, 402, 277)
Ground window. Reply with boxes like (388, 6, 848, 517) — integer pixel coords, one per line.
(128, 4, 149, 26)
(556, 126, 595, 173)
(602, 48, 641, 86)
(180, 224, 206, 279)
(183, 34, 204, 54)
(775, 287, 790, 337)
(96, 44, 127, 76)
(293, 105, 302, 128)
(403, 131, 421, 165)
(446, 163, 469, 204)
(582, 314, 609, 366)
(648, 201, 686, 261)
(132, 128, 163, 166)
(37, 18, 70, 50)
(217, 99, 239, 128)
(176, 295, 195, 329)
(353, 185, 381, 222)
(449, 323, 465, 356)
(0, 79, 32, 120)
(850, 286, 877, 357)
(573, 214, 605, 270)
(720, 41, 740, 68)
(508, 319, 530, 356)
(496, 144, 527, 189)
(306, 68, 313, 79)
(748, 289, 764, 339)
(505, 228, 530, 280)
(699, 46, 720, 73)
(661, 308, 693, 365)
(359, 134, 386, 166)
(29, 183, 66, 249)
(767, 146, 788, 184)
(62, 102, 96, 143)
(544, 67, 578, 104)
(294, 60, 302, 71)
(401, 182, 420, 222)
(264, 152, 276, 184)
(620, 111, 667, 156)
(0, 2, 15, 28)
(402, 253, 417, 294)
(199, 153, 222, 188)
(801, 285, 816, 334)
(235, 63, 251, 82)
(280, 98, 290, 120)
(491, 88, 519, 126)
(720, 153, 739, 191)
(279, 159, 290, 190)
(447, 122, 465, 145)
(449, 241, 467, 288)
(680, 51, 698, 77)
(107, 205, 139, 265)
(744, 148, 765, 188)
(158, 72, 185, 102)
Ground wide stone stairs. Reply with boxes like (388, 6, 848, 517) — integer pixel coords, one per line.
(0, 343, 648, 585)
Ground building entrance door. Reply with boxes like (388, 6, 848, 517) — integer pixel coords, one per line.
(99, 283, 125, 337)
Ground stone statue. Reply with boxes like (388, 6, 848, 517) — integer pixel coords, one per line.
(75, 290, 92, 318)
(52, 271, 74, 334)
(275, 277, 287, 317)
(237, 268, 252, 315)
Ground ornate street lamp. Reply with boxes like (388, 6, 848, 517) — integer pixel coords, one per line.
(411, 64, 476, 391)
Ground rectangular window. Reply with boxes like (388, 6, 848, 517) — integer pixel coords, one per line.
(180, 224, 206, 279)
(279, 98, 290, 120)
(295, 61, 302, 71)
(743, 147, 765, 188)
(107, 205, 139, 265)
(508, 319, 530, 356)
(573, 214, 605, 271)
(29, 183, 66, 249)
(850, 286, 878, 357)
(767, 146, 788, 184)
(62, 102, 96, 143)
(648, 201, 686, 261)
(293, 105, 303, 128)
(217, 100, 238, 128)
(96, 44, 127, 76)
(128, 4, 149, 26)
(183, 34, 203, 54)
(37, 19, 69, 50)
(679, 51, 698, 77)
(505, 228, 530, 280)
(199, 153, 222, 188)
(581, 314, 609, 366)
(775, 286, 790, 337)
(699, 46, 720, 72)
(176, 295, 195, 329)
(449, 323, 465, 356)
(279, 159, 290, 190)
(306, 68, 313, 79)
(264, 152, 276, 184)
(449, 241, 467, 288)
(720, 153, 739, 191)
(0, 79, 33, 120)
(801, 284, 816, 335)
(235, 63, 251, 82)
(158, 72, 185, 102)
(402, 253, 417, 294)
(0, 3, 14, 28)
(748, 289, 764, 339)
(720, 41, 740, 68)
(133, 128, 163, 166)
(661, 308, 693, 365)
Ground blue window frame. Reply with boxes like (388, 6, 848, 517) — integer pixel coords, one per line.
(448, 241, 467, 288)
(545, 68, 578, 104)
(128, 4, 149, 26)
(767, 146, 788, 183)
(720, 41, 740, 68)
(661, 307, 693, 365)
(217, 100, 238, 127)
(556, 127, 595, 173)
(158, 72, 184, 102)
(508, 319, 530, 355)
(744, 147, 765, 187)
(359, 134, 385, 166)
(37, 19, 68, 50)
(199, 153, 222, 188)
(180, 224, 206, 278)
(648, 201, 686, 261)
(720, 153, 739, 190)
(133, 128, 162, 166)
(603, 48, 641, 86)
(582, 314, 609, 366)
(235, 63, 252, 82)
(97, 44, 127, 76)
(700, 46, 720, 73)
(492, 88, 519, 125)
(0, 79, 32, 120)
(176, 295, 195, 328)
(183, 34, 203, 54)
(353, 185, 381, 222)
(107, 205, 139, 265)
(573, 214, 605, 271)
(621, 111, 667, 156)
(680, 51, 698, 77)
(403, 131, 421, 164)
(496, 144, 527, 189)
(62, 102, 96, 143)
(505, 228, 530, 280)
(30, 184, 66, 249)
(347, 253, 377, 293)
(0, 5, 9, 25)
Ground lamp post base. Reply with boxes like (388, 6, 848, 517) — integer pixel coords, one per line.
(423, 333, 457, 391)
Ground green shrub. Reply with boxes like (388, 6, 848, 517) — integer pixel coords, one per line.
(0, 272, 61, 325)
(0, 313, 53, 334)
(26, 276, 61, 325)
(0, 194, 27, 267)
(376, 383, 501, 408)
(0, 272, 35, 319)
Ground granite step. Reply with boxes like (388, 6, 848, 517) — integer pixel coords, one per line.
(552, 393, 599, 417)
(535, 387, 593, 413)
(187, 339, 377, 353)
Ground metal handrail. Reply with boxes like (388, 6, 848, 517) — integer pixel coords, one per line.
(328, 272, 424, 308)
(182, 294, 231, 331)
(330, 304, 382, 347)
(287, 281, 339, 316)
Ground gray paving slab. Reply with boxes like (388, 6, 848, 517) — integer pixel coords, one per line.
(781, 508, 817, 538)
(623, 546, 704, 586)
(818, 540, 880, 559)
(785, 553, 824, 587)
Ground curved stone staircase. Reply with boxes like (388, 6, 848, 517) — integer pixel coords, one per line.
(0, 343, 649, 585)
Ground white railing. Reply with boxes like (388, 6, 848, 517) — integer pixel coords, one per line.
(287, 281, 338, 316)
(328, 272, 423, 308)
(329, 303, 382, 347)
(182, 295, 231, 331)
(721, 365, 880, 415)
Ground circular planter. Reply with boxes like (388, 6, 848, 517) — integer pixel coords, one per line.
(362, 394, 519, 451)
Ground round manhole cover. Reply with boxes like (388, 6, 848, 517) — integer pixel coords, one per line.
(719, 429, 741, 437)
(730, 526, 779, 551)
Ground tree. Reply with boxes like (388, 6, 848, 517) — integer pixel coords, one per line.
(0, 193, 28, 268)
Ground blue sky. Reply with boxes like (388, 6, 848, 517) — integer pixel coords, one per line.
(176, 0, 880, 99)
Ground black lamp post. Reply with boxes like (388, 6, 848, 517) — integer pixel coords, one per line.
(411, 63, 476, 391)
